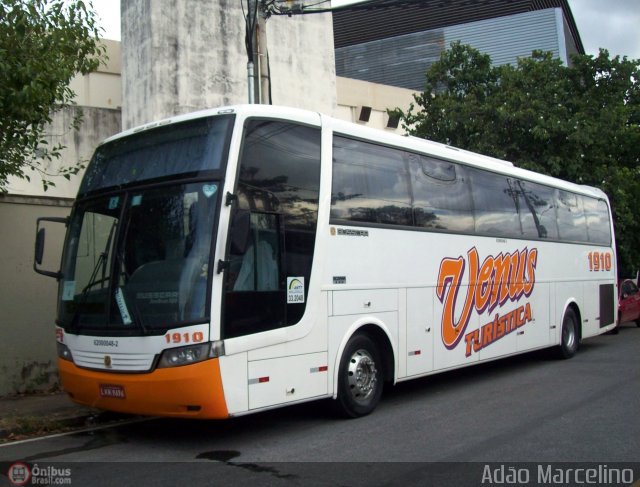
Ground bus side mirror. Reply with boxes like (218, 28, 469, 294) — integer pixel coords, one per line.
(34, 216, 68, 279)
(230, 210, 251, 255)
(35, 228, 46, 265)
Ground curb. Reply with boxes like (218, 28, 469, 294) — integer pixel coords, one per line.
(0, 410, 135, 443)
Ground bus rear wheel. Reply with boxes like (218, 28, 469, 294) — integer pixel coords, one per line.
(336, 333, 383, 418)
(555, 308, 579, 359)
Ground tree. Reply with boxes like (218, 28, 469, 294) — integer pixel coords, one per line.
(0, 0, 106, 191)
(395, 42, 640, 276)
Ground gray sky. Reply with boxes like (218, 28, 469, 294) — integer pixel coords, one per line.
(93, 0, 640, 59)
(567, 0, 640, 58)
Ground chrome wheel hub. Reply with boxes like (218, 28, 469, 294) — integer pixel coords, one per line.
(347, 349, 378, 403)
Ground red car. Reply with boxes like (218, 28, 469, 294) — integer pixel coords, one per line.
(618, 279, 640, 327)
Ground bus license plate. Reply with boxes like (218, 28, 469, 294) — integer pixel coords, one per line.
(99, 384, 126, 399)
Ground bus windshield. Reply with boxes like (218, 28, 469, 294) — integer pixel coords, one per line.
(59, 181, 219, 334)
(79, 115, 233, 195)
(57, 115, 234, 335)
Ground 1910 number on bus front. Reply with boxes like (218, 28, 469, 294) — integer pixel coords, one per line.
(164, 331, 204, 345)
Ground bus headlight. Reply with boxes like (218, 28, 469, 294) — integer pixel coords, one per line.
(57, 343, 74, 362)
(158, 343, 211, 368)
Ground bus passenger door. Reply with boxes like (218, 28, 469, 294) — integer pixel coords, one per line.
(223, 212, 286, 338)
(405, 288, 434, 376)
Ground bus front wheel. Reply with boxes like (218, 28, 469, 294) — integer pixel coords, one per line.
(336, 333, 384, 418)
(556, 308, 579, 359)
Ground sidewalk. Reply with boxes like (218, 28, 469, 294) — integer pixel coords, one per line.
(0, 392, 102, 442)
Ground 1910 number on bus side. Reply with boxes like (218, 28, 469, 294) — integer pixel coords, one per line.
(588, 251, 612, 272)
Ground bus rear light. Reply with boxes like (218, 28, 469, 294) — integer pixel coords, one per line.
(57, 343, 73, 362)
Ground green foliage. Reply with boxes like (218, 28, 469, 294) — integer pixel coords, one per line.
(0, 0, 106, 191)
(395, 42, 640, 275)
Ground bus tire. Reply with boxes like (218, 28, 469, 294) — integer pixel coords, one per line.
(335, 333, 384, 418)
(556, 308, 579, 359)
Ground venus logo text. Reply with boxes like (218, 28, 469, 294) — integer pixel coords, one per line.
(436, 247, 538, 351)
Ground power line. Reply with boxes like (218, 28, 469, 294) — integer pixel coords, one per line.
(266, 0, 445, 16)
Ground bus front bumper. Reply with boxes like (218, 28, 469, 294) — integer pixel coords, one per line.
(58, 358, 229, 419)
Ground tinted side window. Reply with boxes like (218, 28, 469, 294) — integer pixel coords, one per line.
(584, 197, 612, 245)
(410, 155, 474, 232)
(516, 180, 558, 239)
(556, 190, 588, 242)
(224, 121, 321, 339)
(331, 137, 412, 226)
(467, 168, 519, 237)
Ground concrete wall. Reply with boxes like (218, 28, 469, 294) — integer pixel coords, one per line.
(68, 39, 122, 110)
(0, 196, 72, 394)
(335, 77, 415, 133)
(122, 0, 246, 128)
(121, 0, 336, 128)
(266, 12, 336, 113)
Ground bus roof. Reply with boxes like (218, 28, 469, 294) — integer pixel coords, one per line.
(100, 104, 608, 201)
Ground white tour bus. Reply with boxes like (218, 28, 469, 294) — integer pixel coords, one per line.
(35, 104, 617, 418)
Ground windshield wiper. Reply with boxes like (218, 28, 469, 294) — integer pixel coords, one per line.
(81, 220, 117, 294)
(69, 221, 117, 332)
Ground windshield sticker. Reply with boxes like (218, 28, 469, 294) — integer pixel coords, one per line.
(202, 184, 217, 198)
(115, 287, 133, 325)
(62, 281, 76, 301)
(108, 196, 120, 210)
(131, 195, 143, 207)
(287, 277, 305, 304)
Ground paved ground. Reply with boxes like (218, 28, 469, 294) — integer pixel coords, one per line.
(0, 391, 128, 442)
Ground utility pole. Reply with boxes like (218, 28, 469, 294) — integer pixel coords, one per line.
(245, 0, 338, 104)
(246, 0, 257, 103)
(255, 13, 270, 104)
(245, 0, 270, 104)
